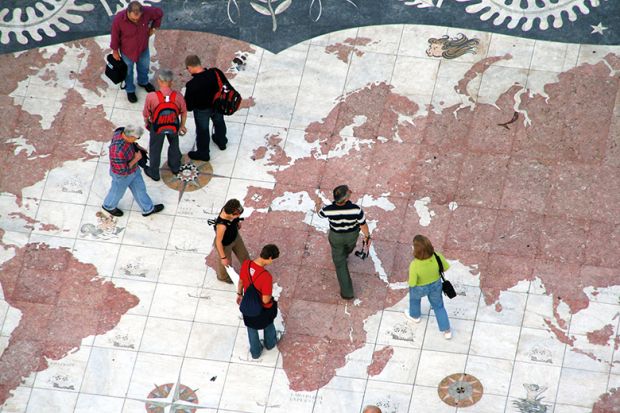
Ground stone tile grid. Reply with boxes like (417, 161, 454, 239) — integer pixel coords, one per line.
(355, 29, 417, 412)
(1, 26, 617, 412)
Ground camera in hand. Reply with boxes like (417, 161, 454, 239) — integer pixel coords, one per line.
(355, 249, 368, 260)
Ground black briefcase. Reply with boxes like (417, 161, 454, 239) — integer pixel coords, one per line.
(105, 54, 127, 86)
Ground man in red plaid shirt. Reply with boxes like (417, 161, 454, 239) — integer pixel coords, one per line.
(102, 124, 164, 217)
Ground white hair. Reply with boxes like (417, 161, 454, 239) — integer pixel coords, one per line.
(123, 124, 144, 139)
(158, 69, 174, 83)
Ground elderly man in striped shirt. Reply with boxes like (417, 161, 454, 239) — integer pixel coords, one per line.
(317, 185, 371, 299)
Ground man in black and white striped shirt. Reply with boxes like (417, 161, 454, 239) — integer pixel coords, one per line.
(317, 185, 371, 299)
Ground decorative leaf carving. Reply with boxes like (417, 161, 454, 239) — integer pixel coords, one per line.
(309, 0, 323, 21)
(276, 0, 293, 14)
(227, 0, 241, 23)
(250, 1, 272, 16)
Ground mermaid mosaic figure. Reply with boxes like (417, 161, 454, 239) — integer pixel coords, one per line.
(426, 33, 480, 59)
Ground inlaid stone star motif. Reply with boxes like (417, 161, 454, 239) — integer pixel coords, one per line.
(161, 156, 230, 202)
(437, 373, 483, 407)
(591, 22, 608, 35)
(131, 380, 211, 413)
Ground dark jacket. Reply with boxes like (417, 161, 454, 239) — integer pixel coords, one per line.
(184, 68, 227, 111)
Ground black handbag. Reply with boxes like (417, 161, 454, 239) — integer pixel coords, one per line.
(105, 54, 127, 87)
(132, 143, 148, 168)
(434, 252, 457, 299)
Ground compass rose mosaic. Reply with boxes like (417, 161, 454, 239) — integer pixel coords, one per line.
(162, 156, 215, 202)
(145, 382, 199, 413)
(437, 373, 484, 407)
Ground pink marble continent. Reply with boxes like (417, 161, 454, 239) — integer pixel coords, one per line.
(324, 37, 376, 64)
(0, 243, 139, 404)
(367, 346, 394, 376)
(8, 212, 61, 232)
(592, 387, 620, 413)
(0, 31, 255, 201)
(0, 47, 114, 201)
(153, 30, 255, 93)
(211, 53, 620, 392)
(586, 324, 615, 346)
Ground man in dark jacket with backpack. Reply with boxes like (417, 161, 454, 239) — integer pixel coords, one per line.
(142, 68, 187, 181)
(236, 244, 280, 359)
(184, 54, 228, 162)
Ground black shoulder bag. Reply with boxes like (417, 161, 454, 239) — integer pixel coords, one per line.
(434, 253, 456, 299)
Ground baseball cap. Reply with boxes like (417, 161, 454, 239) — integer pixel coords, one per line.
(333, 185, 350, 203)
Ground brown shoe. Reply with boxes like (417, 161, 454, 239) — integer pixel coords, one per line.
(217, 275, 234, 284)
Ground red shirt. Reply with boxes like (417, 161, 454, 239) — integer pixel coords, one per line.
(239, 260, 273, 309)
(110, 6, 163, 62)
(143, 86, 188, 122)
(108, 129, 137, 176)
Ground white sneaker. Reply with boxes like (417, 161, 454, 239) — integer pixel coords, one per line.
(443, 330, 452, 340)
(403, 310, 421, 323)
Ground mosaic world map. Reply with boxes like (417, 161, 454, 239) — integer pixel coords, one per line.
(0, 17, 619, 413)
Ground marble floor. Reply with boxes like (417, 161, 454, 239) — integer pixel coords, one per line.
(0, 24, 619, 413)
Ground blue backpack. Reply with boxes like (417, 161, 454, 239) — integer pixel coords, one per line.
(239, 261, 266, 317)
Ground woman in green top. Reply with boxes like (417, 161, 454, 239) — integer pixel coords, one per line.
(405, 235, 452, 339)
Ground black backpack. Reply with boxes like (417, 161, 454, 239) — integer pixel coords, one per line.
(212, 69, 242, 116)
(239, 261, 266, 317)
(105, 54, 127, 86)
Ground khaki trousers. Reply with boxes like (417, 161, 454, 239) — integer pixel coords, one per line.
(328, 230, 359, 298)
(216, 234, 250, 281)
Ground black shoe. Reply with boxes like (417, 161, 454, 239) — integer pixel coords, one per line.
(340, 294, 354, 300)
(127, 92, 137, 103)
(102, 206, 123, 217)
(139, 83, 156, 93)
(144, 169, 160, 182)
(142, 204, 164, 217)
(216, 142, 227, 151)
(188, 151, 210, 162)
(265, 331, 283, 350)
(217, 274, 234, 284)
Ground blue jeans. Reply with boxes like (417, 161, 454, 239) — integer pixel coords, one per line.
(193, 108, 227, 157)
(121, 49, 150, 93)
(408, 279, 451, 332)
(103, 169, 154, 214)
(247, 322, 276, 359)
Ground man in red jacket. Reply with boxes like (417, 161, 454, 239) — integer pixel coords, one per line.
(110, 1, 163, 103)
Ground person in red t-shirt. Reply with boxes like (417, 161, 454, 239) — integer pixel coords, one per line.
(236, 244, 280, 359)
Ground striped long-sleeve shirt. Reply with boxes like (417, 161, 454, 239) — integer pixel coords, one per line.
(318, 201, 366, 233)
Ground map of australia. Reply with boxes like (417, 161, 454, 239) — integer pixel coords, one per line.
(0, 29, 619, 412)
